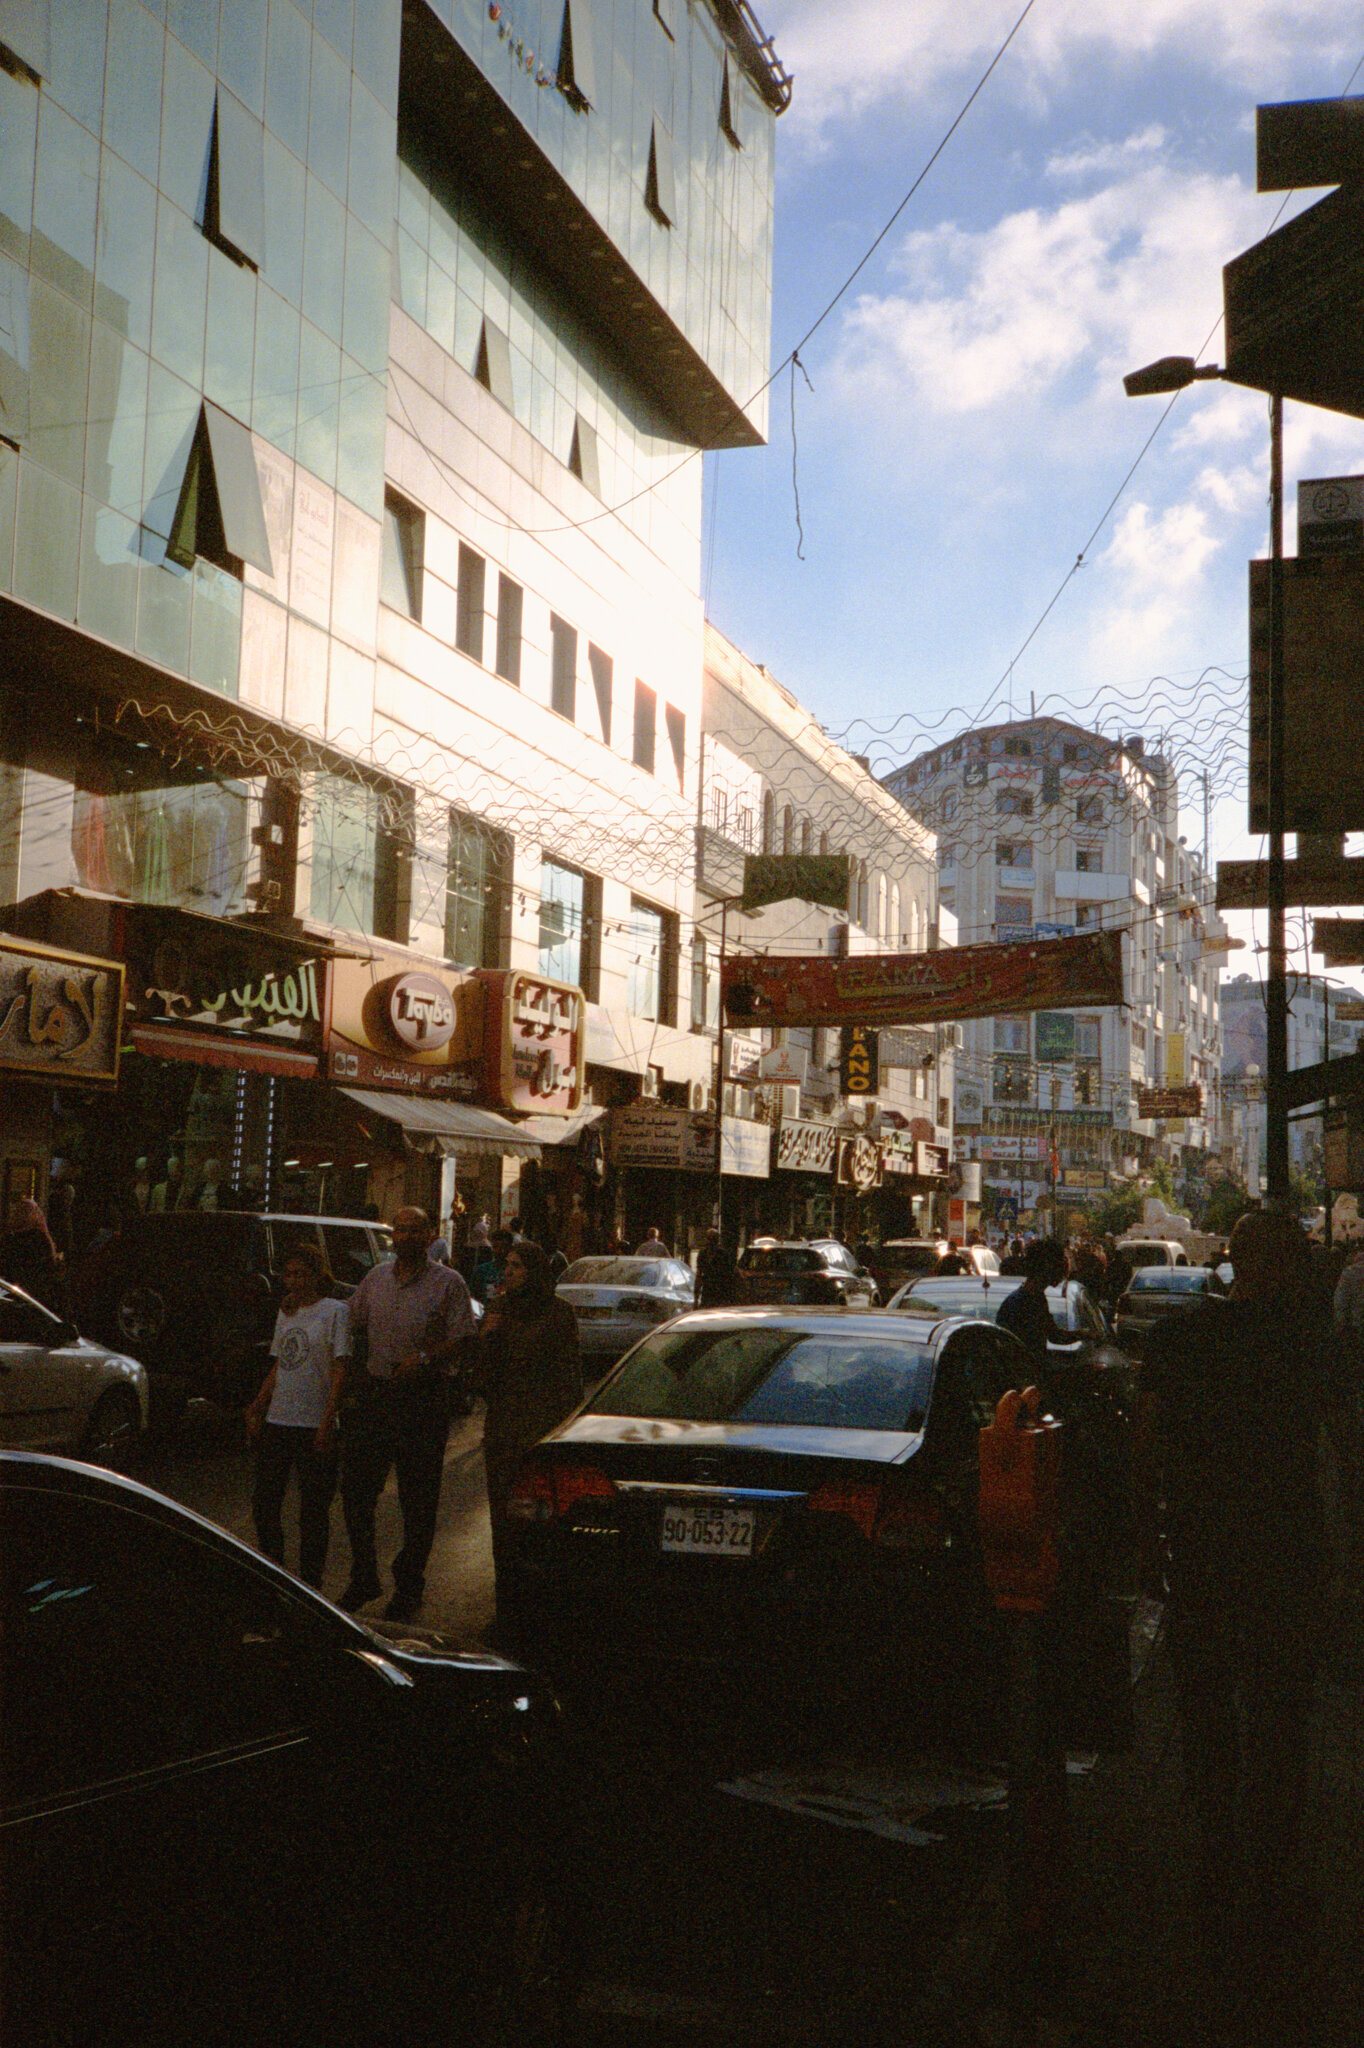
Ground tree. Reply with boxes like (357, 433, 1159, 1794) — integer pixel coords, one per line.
(1091, 1185, 1144, 1238)
(1202, 1178, 1254, 1238)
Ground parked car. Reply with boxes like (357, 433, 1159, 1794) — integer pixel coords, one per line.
(556, 1255, 695, 1370)
(1114, 1264, 1229, 1353)
(76, 1212, 392, 1417)
(1, 1451, 566, 2047)
(735, 1239, 879, 1309)
(0, 1280, 147, 1466)
(496, 1304, 1132, 1730)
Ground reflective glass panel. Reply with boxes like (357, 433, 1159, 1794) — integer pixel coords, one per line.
(103, 0, 165, 183)
(32, 98, 100, 305)
(94, 151, 157, 350)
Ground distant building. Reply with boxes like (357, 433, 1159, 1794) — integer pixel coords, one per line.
(883, 717, 1227, 1216)
(1221, 971, 1362, 1186)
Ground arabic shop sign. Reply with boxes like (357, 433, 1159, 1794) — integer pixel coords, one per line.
(0, 935, 124, 1087)
(133, 920, 323, 1050)
(835, 1134, 883, 1191)
(478, 969, 584, 1115)
(327, 954, 480, 1097)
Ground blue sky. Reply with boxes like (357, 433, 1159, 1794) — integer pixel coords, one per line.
(702, 0, 1364, 966)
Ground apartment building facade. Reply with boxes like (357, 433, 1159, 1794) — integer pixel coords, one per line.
(0, 0, 785, 1251)
(883, 718, 1227, 1219)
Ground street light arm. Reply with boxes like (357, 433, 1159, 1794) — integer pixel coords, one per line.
(1123, 356, 1225, 397)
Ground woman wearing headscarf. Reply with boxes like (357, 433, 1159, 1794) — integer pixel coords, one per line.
(477, 1239, 583, 1605)
(0, 1198, 65, 1314)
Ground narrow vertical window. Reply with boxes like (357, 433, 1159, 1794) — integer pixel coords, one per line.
(550, 615, 577, 721)
(719, 56, 741, 148)
(455, 543, 485, 662)
(645, 119, 675, 227)
(633, 681, 656, 773)
(665, 704, 685, 791)
(556, 0, 597, 110)
(589, 643, 613, 744)
(569, 416, 601, 496)
(495, 573, 523, 685)
(476, 319, 514, 409)
(205, 90, 265, 270)
(380, 488, 423, 620)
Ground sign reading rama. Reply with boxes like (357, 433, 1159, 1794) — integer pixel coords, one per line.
(723, 931, 1124, 1030)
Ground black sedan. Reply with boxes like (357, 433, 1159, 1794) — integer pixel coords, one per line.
(886, 1273, 1131, 1376)
(1, 1453, 566, 2047)
(735, 1239, 879, 1308)
(496, 1307, 1044, 1707)
(1114, 1263, 1229, 1354)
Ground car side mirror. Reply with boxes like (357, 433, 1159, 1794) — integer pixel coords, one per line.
(53, 1320, 81, 1348)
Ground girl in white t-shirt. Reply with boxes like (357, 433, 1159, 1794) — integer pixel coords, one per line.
(246, 1242, 351, 1589)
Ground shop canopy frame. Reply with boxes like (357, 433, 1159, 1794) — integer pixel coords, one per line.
(340, 1088, 542, 1162)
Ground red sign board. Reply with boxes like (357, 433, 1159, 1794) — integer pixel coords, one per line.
(723, 932, 1124, 1030)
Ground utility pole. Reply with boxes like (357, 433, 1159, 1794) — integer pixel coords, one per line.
(1265, 392, 1290, 1208)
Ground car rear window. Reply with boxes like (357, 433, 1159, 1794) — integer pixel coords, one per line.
(740, 1248, 820, 1276)
(590, 1325, 934, 1430)
(880, 1244, 942, 1273)
(562, 1259, 665, 1286)
(1127, 1267, 1210, 1293)
(903, 1279, 1005, 1319)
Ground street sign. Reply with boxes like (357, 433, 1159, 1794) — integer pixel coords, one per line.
(1223, 178, 1364, 420)
(838, 1024, 879, 1096)
(1299, 475, 1364, 559)
(1217, 857, 1364, 912)
(1137, 1086, 1203, 1120)
(1334, 1002, 1364, 1021)
(1315, 919, 1364, 965)
(1248, 557, 1364, 831)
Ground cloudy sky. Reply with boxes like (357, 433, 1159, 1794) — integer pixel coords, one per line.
(702, 0, 1364, 962)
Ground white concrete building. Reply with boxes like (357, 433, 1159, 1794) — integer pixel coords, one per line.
(883, 717, 1227, 1217)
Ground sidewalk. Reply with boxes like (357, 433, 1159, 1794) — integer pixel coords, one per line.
(967, 1584, 1364, 2047)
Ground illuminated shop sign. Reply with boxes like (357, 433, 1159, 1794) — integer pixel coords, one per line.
(0, 935, 124, 1087)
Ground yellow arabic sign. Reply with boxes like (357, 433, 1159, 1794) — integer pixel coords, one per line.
(0, 934, 125, 1087)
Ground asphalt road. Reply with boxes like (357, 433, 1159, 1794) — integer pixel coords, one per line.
(144, 1402, 1017, 2047)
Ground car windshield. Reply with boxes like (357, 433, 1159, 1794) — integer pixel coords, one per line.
(740, 1248, 820, 1275)
(590, 1324, 935, 1431)
(880, 1244, 941, 1270)
(562, 1259, 668, 1287)
(1127, 1267, 1210, 1293)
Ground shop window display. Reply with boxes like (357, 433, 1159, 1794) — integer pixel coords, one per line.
(71, 778, 252, 914)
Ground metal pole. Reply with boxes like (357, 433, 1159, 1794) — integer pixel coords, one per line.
(713, 898, 727, 1239)
(1265, 392, 1290, 1210)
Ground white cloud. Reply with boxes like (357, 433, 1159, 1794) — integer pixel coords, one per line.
(1045, 126, 1167, 179)
(1104, 498, 1220, 589)
(830, 165, 1261, 416)
(766, 0, 1354, 145)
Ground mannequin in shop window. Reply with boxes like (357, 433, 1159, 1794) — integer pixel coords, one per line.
(190, 1159, 223, 1211)
(150, 1157, 183, 1213)
(131, 1158, 152, 1213)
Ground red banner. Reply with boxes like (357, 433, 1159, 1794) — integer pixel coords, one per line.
(722, 931, 1124, 1029)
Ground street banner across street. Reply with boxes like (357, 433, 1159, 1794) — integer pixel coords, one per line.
(722, 930, 1124, 1030)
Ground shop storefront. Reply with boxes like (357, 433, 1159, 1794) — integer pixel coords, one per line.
(879, 1130, 950, 1238)
(769, 1116, 837, 1238)
(609, 1102, 771, 1253)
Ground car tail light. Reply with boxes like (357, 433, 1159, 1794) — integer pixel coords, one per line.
(505, 1456, 615, 1522)
(807, 1479, 950, 1551)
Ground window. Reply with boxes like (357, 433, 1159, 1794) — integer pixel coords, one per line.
(719, 55, 741, 147)
(800, 818, 812, 855)
(890, 882, 901, 946)
(665, 704, 685, 790)
(996, 840, 1032, 868)
(1075, 1061, 1101, 1106)
(691, 933, 719, 1030)
(995, 895, 1032, 938)
(994, 1017, 1029, 1053)
(1063, 744, 1079, 763)
(539, 857, 600, 996)
(762, 791, 775, 852)
(819, 830, 828, 856)
(1076, 904, 1094, 927)
(380, 488, 422, 620)
(1075, 847, 1101, 873)
(476, 318, 514, 409)
(857, 861, 869, 929)
(645, 118, 676, 227)
(1077, 796, 1104, 824)
(653, 0, 675, 35)
(203, 90, 264, 269)
(569, 415, 601, 495)
(1075, 1017, 1100, 1058)
(589, 643, 613, 743)
(941, 792, 958, 820)
(0, 4, 46, 77)
(782, 805, 794, 853)
(633, 681, 656, 773)
(455, 543, 485, 662)
(495, 573, 522, 685)
(628, 897, 679, 1026)
(951, 742, 963, 763)
(556, 0, 598, 109)
(309, 773, 406, 941)
(445, 810, 512, 968)
(167, 403, 273, 578)
(1004, 737, 1032, 758)
(996, 791, 1033, 817)
(550, 615, 577, 721)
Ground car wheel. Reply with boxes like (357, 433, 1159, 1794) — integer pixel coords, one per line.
(81, 1386, 142, 1470)
(116, 1283, 168, 1351)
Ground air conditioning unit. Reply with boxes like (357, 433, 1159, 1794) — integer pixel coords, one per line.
(689, 1081, 715, 1113)
(639, 1068, 660, 1100)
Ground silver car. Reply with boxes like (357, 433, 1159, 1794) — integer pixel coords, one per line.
(556, 1256, 696, 1369)
(0, 1280, 148, 1466)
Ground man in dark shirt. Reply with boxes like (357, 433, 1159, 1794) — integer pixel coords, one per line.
(1139, 1207, 1352, 1919)
(995, 1237, 1067, 1363)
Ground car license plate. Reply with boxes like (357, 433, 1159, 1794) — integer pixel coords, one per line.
(660, 1503, 754, 1557)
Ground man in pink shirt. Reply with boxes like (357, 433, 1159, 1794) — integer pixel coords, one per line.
(340, 1207, 476, 1621)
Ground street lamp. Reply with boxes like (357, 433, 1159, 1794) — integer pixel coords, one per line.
(1123, 354, 1289, 1211)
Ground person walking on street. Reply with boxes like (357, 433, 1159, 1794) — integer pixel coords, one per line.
(695, 1226, 737, 1307)
(246, 1242, 347, 1589)
(478, 1240, 582, 1614)
(995, 1237, 1066, 1364)
(1138, 1208, 1356, 1936)
(0, 1197, 66, 1315)
(340, 1207, 476, 1622)
(635, 1225, 670, 1256)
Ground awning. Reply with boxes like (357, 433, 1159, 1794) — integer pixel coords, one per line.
(340, 1088, 542, 1161)
(129, 1026, 318, 1080)
(509, 1104, 608, 1148)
